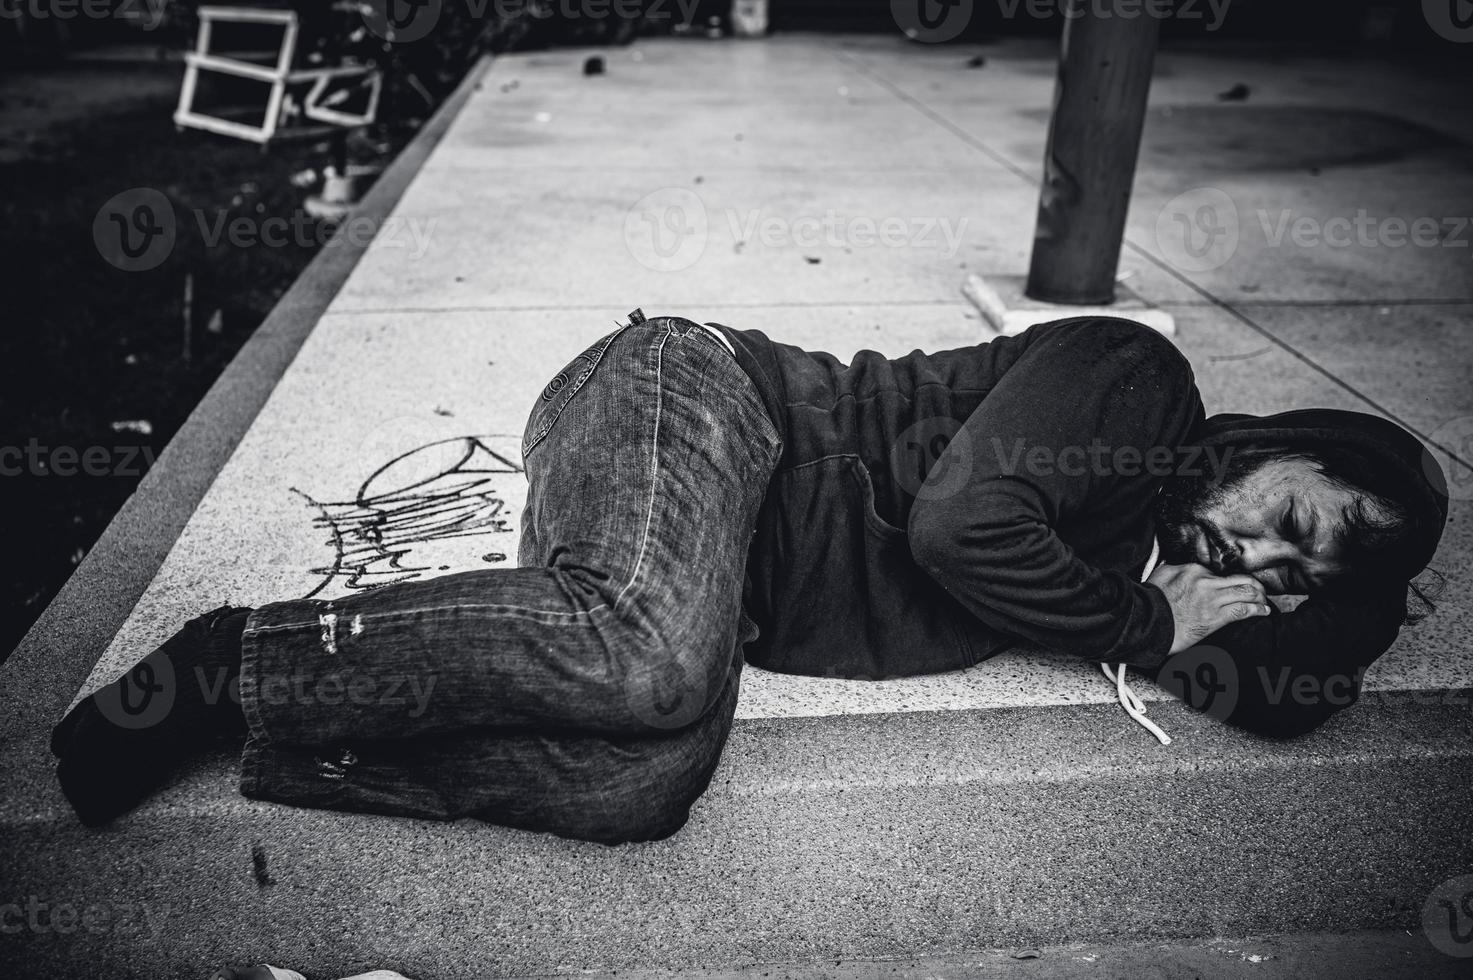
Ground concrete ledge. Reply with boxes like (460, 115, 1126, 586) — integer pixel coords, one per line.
(3, 695, 1469, 978)
(963, 273, 1177, 336)
(479, 931, 1473, 980)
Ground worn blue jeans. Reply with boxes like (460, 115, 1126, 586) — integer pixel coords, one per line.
(236, 314, 783, 843)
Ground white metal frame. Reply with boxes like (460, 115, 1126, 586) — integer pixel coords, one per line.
(173, 5, 382, 145)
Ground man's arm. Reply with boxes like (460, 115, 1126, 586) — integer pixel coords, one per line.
(906, 318, 1205, 667)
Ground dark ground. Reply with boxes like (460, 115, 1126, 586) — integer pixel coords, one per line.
(0, 55, 416, 659)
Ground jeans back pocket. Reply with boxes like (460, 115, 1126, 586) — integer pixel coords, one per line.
(521, 325, 627, 460)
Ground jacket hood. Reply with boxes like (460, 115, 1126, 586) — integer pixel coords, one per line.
(1191, 408, 1449, 583)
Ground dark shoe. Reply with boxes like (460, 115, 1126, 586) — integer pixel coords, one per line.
(51, 604, 253, 826)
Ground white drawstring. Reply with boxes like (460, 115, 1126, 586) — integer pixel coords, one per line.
(1100, 661, 1172, 745)
(1101, 536, 1172, 746)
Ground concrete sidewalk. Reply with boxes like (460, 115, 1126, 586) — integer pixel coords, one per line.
(3, 33, 1472, 979)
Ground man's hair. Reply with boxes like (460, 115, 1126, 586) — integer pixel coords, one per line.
(1222, 442, 1441, 624)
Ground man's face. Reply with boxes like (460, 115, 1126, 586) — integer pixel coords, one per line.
(1154, 456, 1362, 595)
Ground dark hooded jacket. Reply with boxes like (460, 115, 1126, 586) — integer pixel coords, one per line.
(706, 316, 1448, 733)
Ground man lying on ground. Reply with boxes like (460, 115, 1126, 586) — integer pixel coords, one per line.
(52, 312, 1448, 843)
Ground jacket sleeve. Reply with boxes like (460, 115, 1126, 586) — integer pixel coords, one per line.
(906, 318, 1200, 667)
(1150, 584, 1406, 737)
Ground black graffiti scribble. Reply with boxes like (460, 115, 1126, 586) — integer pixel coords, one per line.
(292, 436, 523, 599)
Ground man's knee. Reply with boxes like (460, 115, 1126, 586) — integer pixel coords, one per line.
(566, 724, 732, 844)
(609, 603, 742, 734)
(618, 647, 733, 734)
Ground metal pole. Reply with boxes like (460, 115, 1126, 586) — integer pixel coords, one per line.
(1024, 0, 1161, 305)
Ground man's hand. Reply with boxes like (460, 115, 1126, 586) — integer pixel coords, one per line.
(1147, 562, 1273, 655)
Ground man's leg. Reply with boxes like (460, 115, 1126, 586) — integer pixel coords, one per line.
(240, 633, 746, 844)
(236, 314, 781, 745)
(54, 314, 781, 828)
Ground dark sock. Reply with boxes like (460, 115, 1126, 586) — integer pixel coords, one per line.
(52, 605, 253, 827)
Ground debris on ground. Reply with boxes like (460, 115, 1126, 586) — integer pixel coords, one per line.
(583, 55, 605, 75)
(1218, 82, 1251, 101)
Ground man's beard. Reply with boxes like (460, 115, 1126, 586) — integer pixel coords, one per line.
(1152, 472, 1238, 572)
